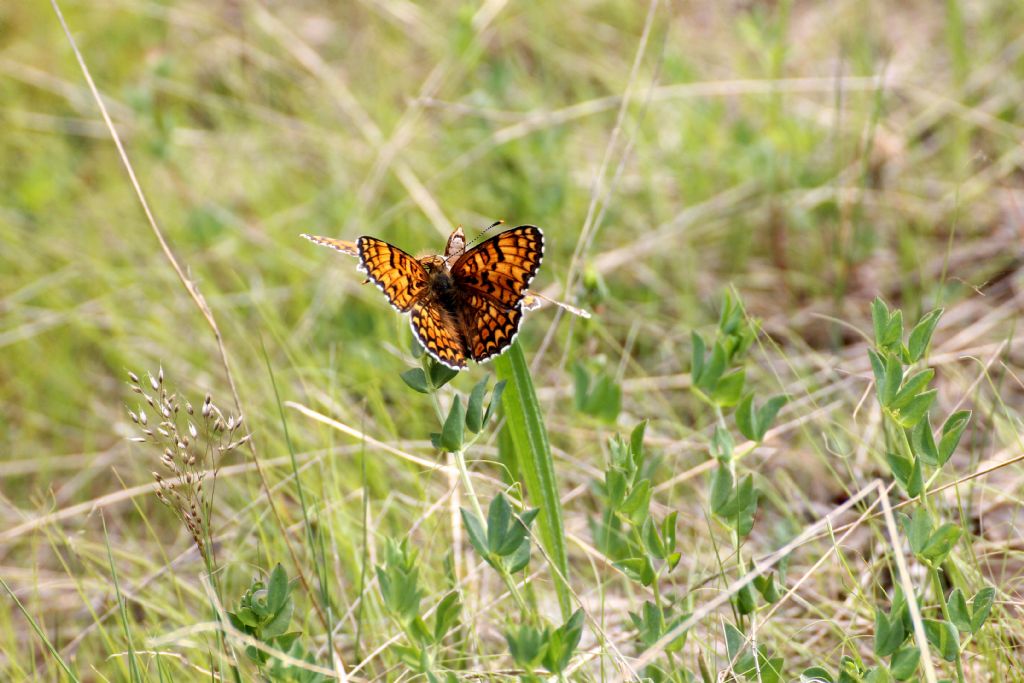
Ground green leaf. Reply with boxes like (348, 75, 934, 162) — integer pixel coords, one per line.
(508, 629, 547, 671)
(886, 452, 922, 497)
(487, 494, 513, 553)
(735, 582, 756, 615)
(970, 586, 995, 633)
(937, 410, 971, 466)
(506, 537, 532, 574)
(460, 508, 489, 560)
(433, 592, 461, 643)
(482, 380, 506, 427)
(923, 619, 959, 661)
(641, 517, 664, 558)
(614, 557, 655, 586)
(267, 563, 289, 615)
(881, 353, 903, 407)
(572, 362, 590, 412)
(874, 608, 906, 657)
(872, 298, 890, 348)
(711, 369, 746, 407)
(506, 625, 547, 670)
(884, 309, 904, 348)
(736, 394, 757, 441)
(400, 368, 430, 394)
(736, 394, 788, 442)
(920, 523, 962, 565)
(911, 415, 939, 466)
(756, 395, 789, 440)
(753, 571, 780, 603)
(801, 667, 835, 683)
(439, 397, 465, 452)
(620, 479, 651, 524)
(262, 598, 293, 639)
(946, 588, 970, 632)
(428, 361, 459, 389)
(724, 622, 746, 662)
(908, 308, 943, 362)
(710, 464, 734, 514)
(629, 420, 647, 470)
(711, 425, 734, 461)
(890, 646, 920, 680)
(901, 507, 932, 554)
(698, 342, 727, 394)
(691, 332, 706, 383)
(868, 349, 887, 394)
(894, 389, 936, 428)
(890, 369, 935, 409)
(543, 610, 584, 674)
(494, 343, 571, 618)
(465, 378, 488, 433)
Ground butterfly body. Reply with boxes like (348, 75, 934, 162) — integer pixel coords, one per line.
(351, 225, 544, 370)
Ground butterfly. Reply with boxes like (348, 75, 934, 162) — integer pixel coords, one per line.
(302, 225, 547, 370)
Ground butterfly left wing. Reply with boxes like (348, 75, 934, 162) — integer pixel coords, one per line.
(300, 233, 360, 257)
(450, 226, 543, 308)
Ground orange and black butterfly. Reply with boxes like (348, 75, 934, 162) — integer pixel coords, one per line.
(302, 225, 544, 370)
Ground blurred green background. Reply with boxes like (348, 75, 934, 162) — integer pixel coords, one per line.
(3, 0, 1024, 678)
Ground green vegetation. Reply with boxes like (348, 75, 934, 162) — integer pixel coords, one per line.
(3, 0, 1024, 680)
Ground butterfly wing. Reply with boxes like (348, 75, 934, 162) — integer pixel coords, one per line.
(410, 299, 468, 370)
(357, 237, 429, 312)
(459, 292, 524, 362)
(450, 226, 544, 308)
(301, 233, 359, 257)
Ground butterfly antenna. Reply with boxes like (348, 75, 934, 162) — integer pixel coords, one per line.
(465, 219, 504, 251)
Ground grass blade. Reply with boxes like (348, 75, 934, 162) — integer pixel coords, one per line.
(493, 341, 572, 618)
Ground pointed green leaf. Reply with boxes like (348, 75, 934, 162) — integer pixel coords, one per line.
(872, 298, 890, 348)
(267, 563, 289, 614)
(439, 397, 464, 452)
(465, 378, 489, 433)
(711, 369, 746, 407)
(400, 368, 430, 394)
(710, 465, 733, 514)
(920, 523, 962, 565)
(894, 389, 936, 428)
(881, 353, 903, 407)
(890, 646, 920, 680)
(428, 361, 459, 389)
(874, 609, 905, 657)
(923, 619, 959, 661)
(756, 395, 789, 440)
(482, 380, 506, 427)
(969, 587, 995, 633)
(487, 494, 512, 553)
(908, 309, 943, 362)
(691, 332, 706, 383)
(629, 420, 647, 470)
(891, 369, 935, 410)
(937, 410, 971, 466)
(911, 415, 938, 466)
(736, 394, 757, 441)
(460, 508, 489, 560)
(946, 589, 970, 632)
(801, 667, 835, 683)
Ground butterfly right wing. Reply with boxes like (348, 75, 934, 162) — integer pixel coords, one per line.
(410, 299, 469, 370)
(357, 237, 430, 312)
